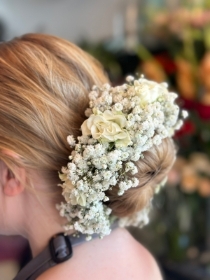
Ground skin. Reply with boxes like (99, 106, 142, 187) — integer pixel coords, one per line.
(0, 160, 163, 280)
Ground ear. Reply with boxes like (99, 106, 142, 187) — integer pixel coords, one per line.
(1, 163, 26, 197)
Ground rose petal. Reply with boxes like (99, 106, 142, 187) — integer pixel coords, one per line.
(81, 119, 91, 135)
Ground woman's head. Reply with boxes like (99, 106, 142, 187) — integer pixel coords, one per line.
(0, 33, 176, 224)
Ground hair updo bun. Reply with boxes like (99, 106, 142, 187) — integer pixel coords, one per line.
(106, 137, 175, 217)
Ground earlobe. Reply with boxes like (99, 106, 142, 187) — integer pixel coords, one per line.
(2, 166, 25, 197)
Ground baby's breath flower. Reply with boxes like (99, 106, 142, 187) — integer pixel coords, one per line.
(182, 110, 188, 119)
(126, 75, 134, 83)
(152, 135, 162, 146)
(114, 103, 123, 111)
(67, 135, 76, 147)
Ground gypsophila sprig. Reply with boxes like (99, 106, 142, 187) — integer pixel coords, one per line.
(57, 75, 188, 239)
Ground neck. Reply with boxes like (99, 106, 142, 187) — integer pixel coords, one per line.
(22, 191, 74, 257)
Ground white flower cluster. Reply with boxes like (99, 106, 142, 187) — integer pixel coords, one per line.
(119, 201, 152, 228)
(57, 76, 188, 239)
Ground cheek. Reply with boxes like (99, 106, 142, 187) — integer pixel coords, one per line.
(0, 186, 10, 235)
(0, 165, 14, 234)
(0, 202, 6, 234)
(0, 184, 3, 217)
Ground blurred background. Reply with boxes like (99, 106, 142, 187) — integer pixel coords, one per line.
(1, 0, 210, 279)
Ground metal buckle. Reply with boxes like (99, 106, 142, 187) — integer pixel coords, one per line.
(49, 233, 73, 264)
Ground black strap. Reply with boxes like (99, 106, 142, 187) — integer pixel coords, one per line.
(13, 233, 88, 280)
(13, 222, 118, 280)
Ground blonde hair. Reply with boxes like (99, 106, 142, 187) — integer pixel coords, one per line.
(0, 33, 176, 217)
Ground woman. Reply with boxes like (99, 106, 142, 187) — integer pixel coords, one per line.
(0, 33, 184, 280)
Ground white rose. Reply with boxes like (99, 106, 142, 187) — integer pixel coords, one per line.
(81, 110, 131, 147)
(135, 80, 163, 106)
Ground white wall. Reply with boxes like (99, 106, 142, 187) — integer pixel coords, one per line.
(0, 0, 135, 43)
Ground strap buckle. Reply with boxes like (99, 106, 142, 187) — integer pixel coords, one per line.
(49, 233, 73, 264)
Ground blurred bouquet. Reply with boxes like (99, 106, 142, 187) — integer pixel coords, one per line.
(169, 153, 210, 197)
(140, 1, 210, 104)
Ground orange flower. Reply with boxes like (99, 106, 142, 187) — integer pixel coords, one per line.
(199, 52, 210, 91)
(198, 178, 210, 197)
(140, 60, 166, 83)
(176, 58, 196, 100)
(181, 165, 198, 193)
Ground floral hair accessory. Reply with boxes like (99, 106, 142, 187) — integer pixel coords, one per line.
(57, 75, 188, 240)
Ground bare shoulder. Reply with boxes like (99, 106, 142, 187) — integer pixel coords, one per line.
(105, 228, 163, 280)
(37, 228, 163, 280)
